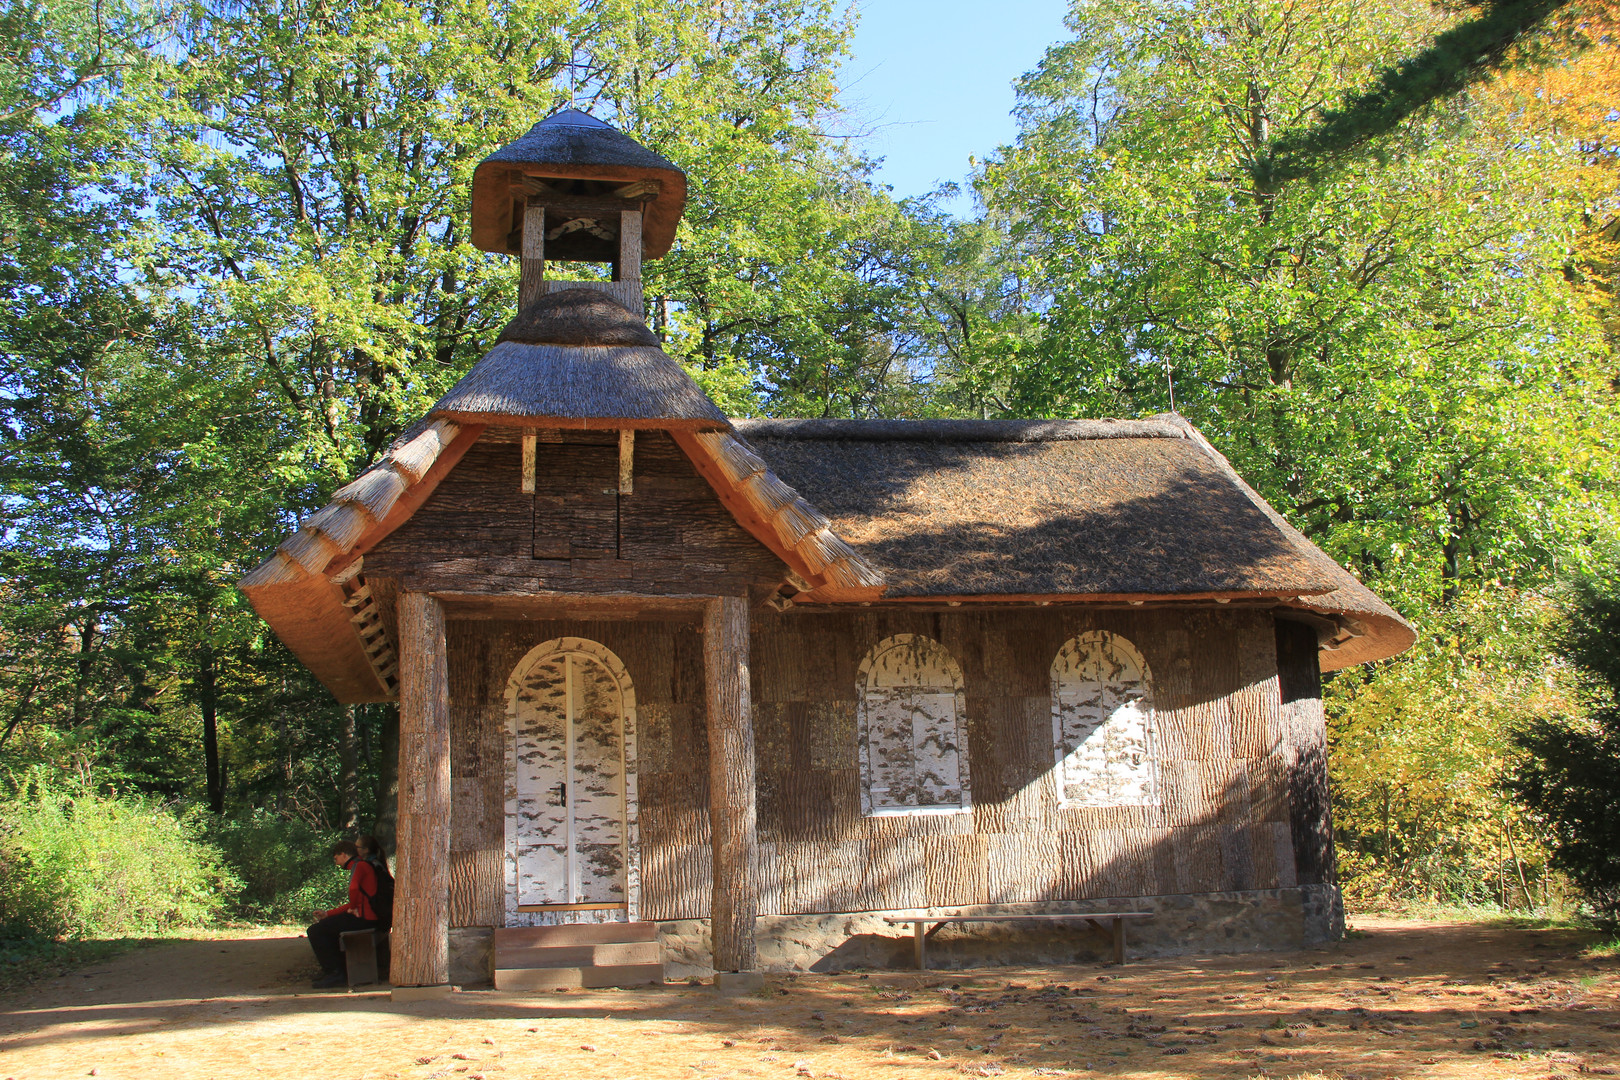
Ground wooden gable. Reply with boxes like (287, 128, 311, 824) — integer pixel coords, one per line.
(362, 428, 790, 597)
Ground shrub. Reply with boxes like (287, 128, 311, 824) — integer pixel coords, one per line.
(1508, 551, 1620, 921)
(0, 783, 239, 938)
(205, 810, 347, 923)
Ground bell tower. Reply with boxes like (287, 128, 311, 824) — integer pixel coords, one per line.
(468, 109, 688, 313)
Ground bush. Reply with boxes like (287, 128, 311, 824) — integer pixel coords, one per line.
(205, 810, 347, 923)
(0, 782, 239, 938)
(1507, 552, 1620, 920)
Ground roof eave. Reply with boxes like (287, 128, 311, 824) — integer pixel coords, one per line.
(785, 587, 1333, 608)
(237, 420, 484, 702)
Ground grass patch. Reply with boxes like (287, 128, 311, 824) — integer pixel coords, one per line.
(1348, 899, 1588, 927)
(1585, 937, 1620, 958)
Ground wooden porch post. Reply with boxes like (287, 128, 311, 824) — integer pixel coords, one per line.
(393, 591, 451, 989)
(704, 594, 758, 974)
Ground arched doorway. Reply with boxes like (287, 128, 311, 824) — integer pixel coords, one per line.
(504, 637, 639, 924)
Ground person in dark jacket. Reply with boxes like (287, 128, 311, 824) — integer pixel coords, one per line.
(306, 840, 379, 989)
(357, 834, 393, 900)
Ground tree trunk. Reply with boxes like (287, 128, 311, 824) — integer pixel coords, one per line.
(373, 703, 400, 851)
(705, 594, 758, 973)
(393, 592, 450, 987)
(339, 704, 359, 834)
(1276, 619, 1335, 887)
(200, 642, 223, 815)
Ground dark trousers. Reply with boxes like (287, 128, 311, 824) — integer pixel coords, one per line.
(307, 913, 377, 974)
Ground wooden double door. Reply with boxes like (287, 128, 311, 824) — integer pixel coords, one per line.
(510, 643, 631, 912)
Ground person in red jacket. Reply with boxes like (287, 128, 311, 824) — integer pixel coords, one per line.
(306, 840, 380, 989)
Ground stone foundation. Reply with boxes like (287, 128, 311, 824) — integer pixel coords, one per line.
(660, 887, 1340, 978)
(1301, 882, 1345, 945)
(449, 927, 494, 987)
(450, 886, 1344, 983)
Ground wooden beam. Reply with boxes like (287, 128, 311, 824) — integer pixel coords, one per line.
(520, 196, 546, 310)
(393, 592, 451, 988)
(617, 209, 642, 283)
(704, 594, 758, 973)
(618, 429, 635, 495)
(521, 434, 537, 494)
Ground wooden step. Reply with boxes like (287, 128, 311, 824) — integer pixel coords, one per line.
(494, 963, 664, 991)
(496, 941, 661, 969)
(493, 922, 658, 948)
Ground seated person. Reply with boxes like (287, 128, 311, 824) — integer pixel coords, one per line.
(306, 840, 379, 989)
(355, 834, 395, 977)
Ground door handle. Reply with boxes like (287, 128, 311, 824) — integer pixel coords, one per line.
(550, 781, 567, 807)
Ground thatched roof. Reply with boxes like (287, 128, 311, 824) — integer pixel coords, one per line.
(734, 415, 1414, 669)
(470, 110, 687, 258)
(430, 290, 728, 430)
(241, 397, 1408, 705)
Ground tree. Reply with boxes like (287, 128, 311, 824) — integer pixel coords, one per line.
(1262, 0, 1577, 186)
(980, 0, 1617, 611)
(1328, 585, 1574, 905)
(1484, 1, 1620, 351)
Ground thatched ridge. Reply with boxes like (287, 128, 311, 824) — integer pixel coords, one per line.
(498, 289, 659, 347)
(735, 415, 1413, 669)
(470, 109, 687, 258)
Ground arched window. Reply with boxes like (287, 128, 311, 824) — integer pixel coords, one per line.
(1050, 632, 1157, 808)
(856, 634, 970, 816)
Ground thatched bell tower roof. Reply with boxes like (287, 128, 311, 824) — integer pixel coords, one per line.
(469, 109, 687, 259)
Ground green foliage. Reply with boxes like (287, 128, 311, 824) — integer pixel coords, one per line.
(1508, 550, 1620, 918)
(206, 810, 347, 923)
(0, 0, 945, 820)
(0, 776, 239, 937)
(981, 0, 1618, 612)
(1328, 587, 1574, 906)
(1263, 0, 1574, 185)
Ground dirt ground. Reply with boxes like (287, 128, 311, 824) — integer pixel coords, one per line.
(1, 918, 1616, 1080)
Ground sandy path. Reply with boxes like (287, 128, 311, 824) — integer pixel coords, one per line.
(1, 918, 1616, 1080)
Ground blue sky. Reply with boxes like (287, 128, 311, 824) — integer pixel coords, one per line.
(839, 0, 1073, 207)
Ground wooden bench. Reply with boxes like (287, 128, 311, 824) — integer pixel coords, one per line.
(339, 929, 389, 988)
(882, 912, 1153, 970)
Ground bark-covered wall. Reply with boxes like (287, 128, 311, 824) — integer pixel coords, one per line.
(445, 606, 1306, 928)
